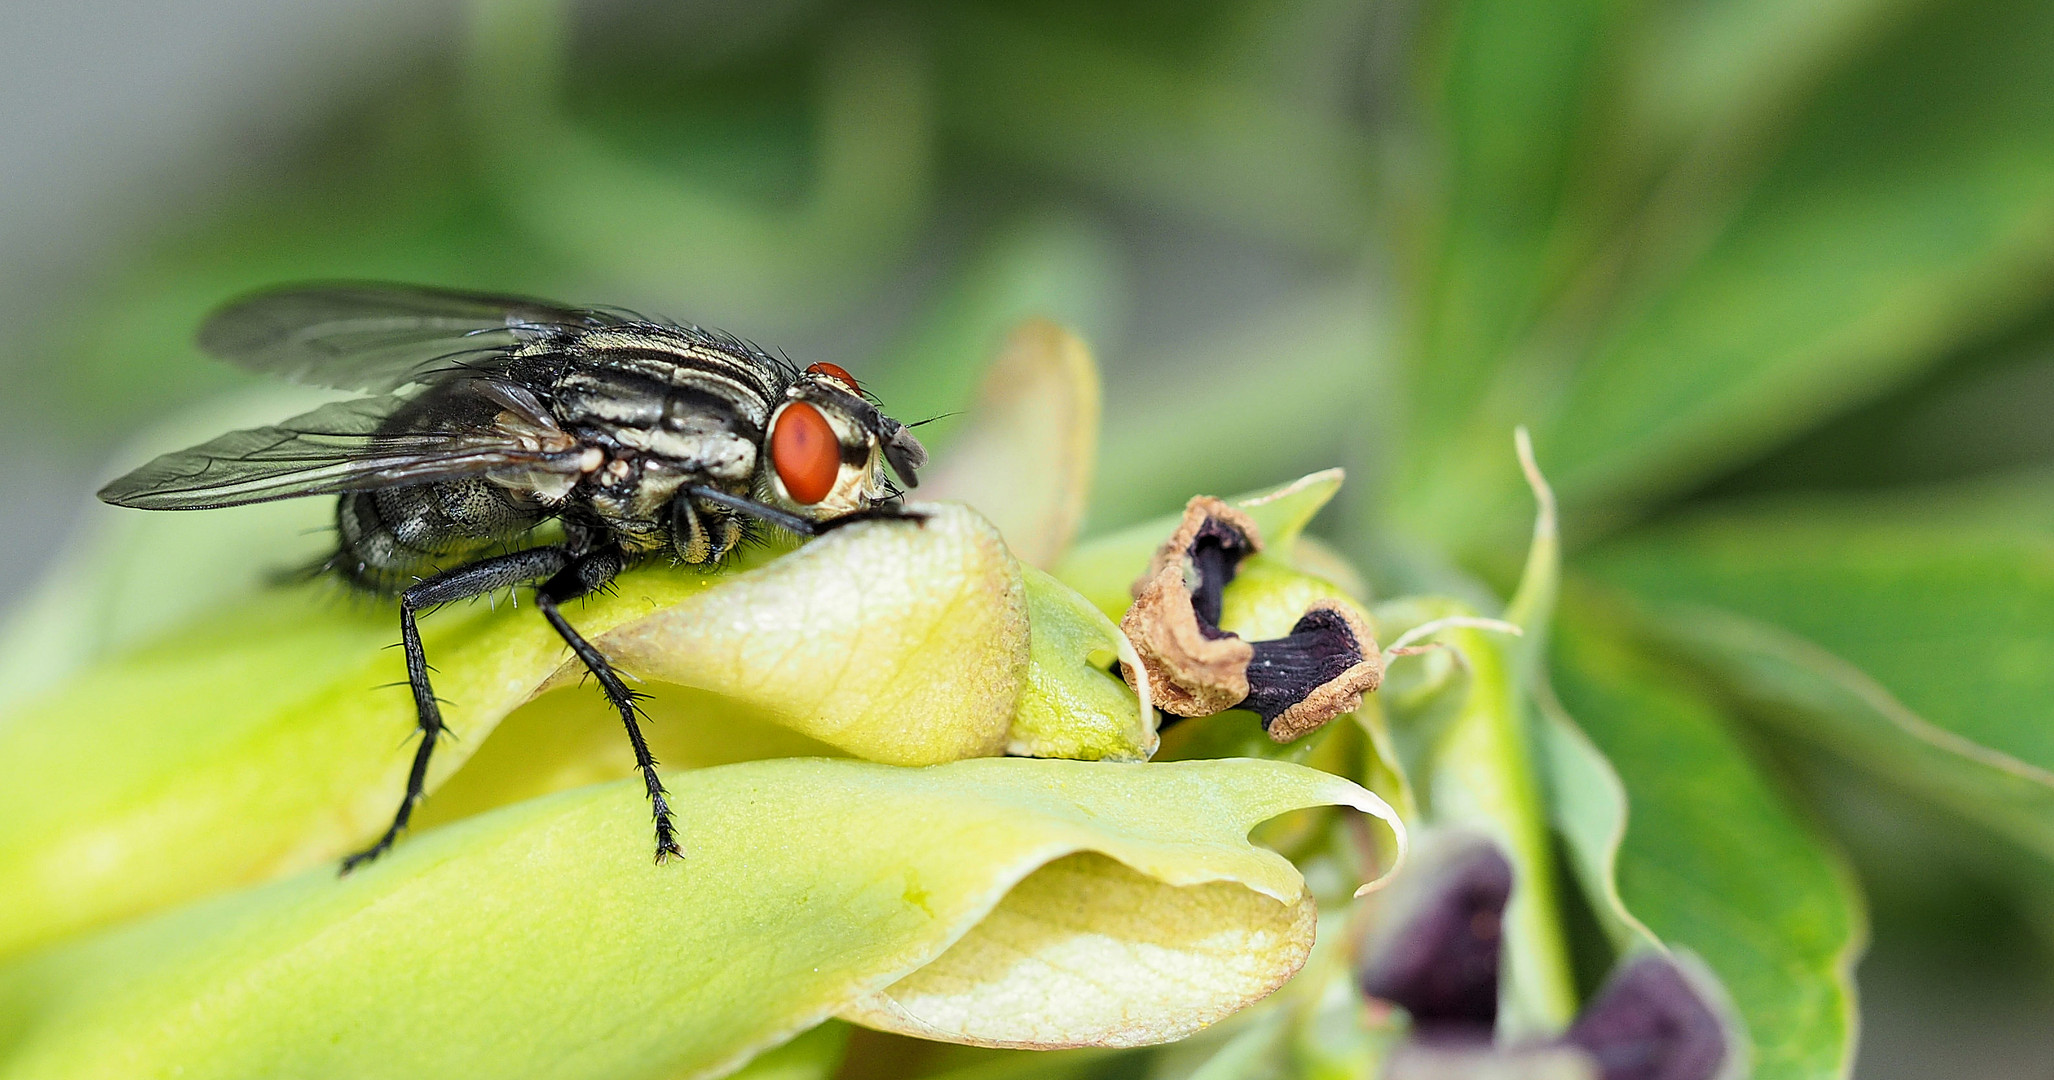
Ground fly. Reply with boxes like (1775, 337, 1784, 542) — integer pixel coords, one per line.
(98, 283, 930, 871)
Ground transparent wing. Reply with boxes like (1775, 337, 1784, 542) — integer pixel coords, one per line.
(196, 283, 621, 393)
(98, 390, 583, 510)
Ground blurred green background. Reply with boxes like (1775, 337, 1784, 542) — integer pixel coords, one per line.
(6, 0, 2054, 1075)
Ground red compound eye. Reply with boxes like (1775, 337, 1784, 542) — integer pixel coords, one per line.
(771, 401, 839, 505)
(806, 362, 859, 394)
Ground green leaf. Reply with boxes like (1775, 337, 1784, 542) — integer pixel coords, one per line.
(729, 1021, 850, 1080)
(0, 757, 1403, 1079)
(0, 388, 340, 714)
(419, 570, 1154, 826)
(462, 0, 932, 324)
(1090, 289, 1375, 533)
(1616, 0, 1906, 156)
(1701, 315, 2054, 493)
(413, 684, 850, 833)
(1138, 911, 1399, 1080)
(1534, 692, 1658, 953)
(0, 504, 1030, 959)
(1518, 432, 1658, 954)
(1579, 482, 2054, 857)
(839, 852, 1310, 1049)
(1544, 0, 2054, 509)
(582, 506, 1029, 765)
(1549, 612, 1864, 1080)
(1397, 0, 2054, 555)
(930, 8, 1375, 254)
(1371, 435, 1579, 1037)
(1403, 0, 1619, 442)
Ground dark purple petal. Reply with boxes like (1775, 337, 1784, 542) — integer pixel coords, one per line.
(1359, 837, 1515, 1034)
(1565, 953, 1730, 1080)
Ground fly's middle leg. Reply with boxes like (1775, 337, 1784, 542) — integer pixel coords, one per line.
(341, 545, 572, 873)
(533, 548, 684, 864)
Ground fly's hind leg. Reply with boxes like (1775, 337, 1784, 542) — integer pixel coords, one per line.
(533, 548, 683, 864)
(342, 545, 573, 874)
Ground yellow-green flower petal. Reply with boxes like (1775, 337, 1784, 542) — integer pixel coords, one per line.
(1215, 554, 1362, 641)
(1007, 567, 1155, 761)
(0, 757, 1403, 1080)
(421, 566, 1152, 828)
(0, 504, 1025, 959)
(838, 852, 1311, 1048)
(413, 686, 849, 830)
(919, 319, 1101, 569)
(581, 503, 1029, 766)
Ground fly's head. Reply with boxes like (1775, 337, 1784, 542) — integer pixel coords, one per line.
(760, 362, 927, 520)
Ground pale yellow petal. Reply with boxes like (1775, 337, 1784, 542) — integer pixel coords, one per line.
(586, 502, 1029, 765)
(839, 852, 1315, 1048)
(919, 319, 1101, 568)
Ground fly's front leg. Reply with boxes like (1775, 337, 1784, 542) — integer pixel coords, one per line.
(683, 485, 927, 537)
(533, 548, 684, 864)
(343, 545, 573, 873)
(814, 504, 929, 533)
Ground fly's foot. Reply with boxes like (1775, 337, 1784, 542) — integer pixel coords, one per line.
(340, 832, 398, 875)
(651, 793, 684, 864)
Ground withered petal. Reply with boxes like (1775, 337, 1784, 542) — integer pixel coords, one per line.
(1117, 497, 1378, 740)
(1132, 495, 1264, 626)
(1121, 562, 1252, 717)
(1246, 600, 1382, 742)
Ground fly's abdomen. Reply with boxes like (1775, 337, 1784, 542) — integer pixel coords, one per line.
(334, 480, 545, 593)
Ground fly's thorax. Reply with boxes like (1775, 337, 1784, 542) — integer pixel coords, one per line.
(518, 328, 794, 554)
(551, 326, 782, 405)
(547, 341, 770, 490)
